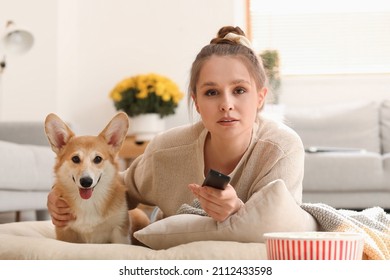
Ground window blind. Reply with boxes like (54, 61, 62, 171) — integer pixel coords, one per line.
(250, 1, 390, 75)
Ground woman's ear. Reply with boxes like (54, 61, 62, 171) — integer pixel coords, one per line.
(191, 93, 200, 113)
(257, 87, 268, 109)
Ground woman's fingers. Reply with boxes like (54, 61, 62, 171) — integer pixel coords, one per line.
(47, 188, 74, 227)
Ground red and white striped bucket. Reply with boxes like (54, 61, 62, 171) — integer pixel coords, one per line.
(264, 232, 364, 260)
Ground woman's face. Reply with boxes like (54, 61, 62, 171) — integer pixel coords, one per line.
(193, 55, 267, 140)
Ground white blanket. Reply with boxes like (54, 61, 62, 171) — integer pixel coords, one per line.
(301, 203, 390, 260)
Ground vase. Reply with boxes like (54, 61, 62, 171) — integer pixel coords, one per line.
(129, 113, 165, 142)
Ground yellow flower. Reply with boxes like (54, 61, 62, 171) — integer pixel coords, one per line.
(110, 90, 122, 102)
(109, 73, 184, 118)
(136, 88, 148, 99)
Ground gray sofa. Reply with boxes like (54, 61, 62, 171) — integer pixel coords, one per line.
(0, 121, 54, 221)
(285, 100, 390, 210)
(1, 100, 389, 222)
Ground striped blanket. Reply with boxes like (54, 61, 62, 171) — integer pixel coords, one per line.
(301, 203, 390, 260)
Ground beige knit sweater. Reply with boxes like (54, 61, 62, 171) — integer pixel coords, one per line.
(123, 116, 305, 217)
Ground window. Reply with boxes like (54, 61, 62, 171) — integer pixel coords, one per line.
(249, 0, 390, 75)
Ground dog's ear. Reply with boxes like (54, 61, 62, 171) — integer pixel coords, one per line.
(44, 113, 75, 154)
(99, 112, 129, 153)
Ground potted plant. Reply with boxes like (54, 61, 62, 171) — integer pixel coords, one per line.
(259, 50, 281, 104)
(109, 73, 184, 141)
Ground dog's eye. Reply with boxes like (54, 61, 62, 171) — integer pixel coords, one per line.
(93, 156, 102, 164)
(71, 156, 80, 164)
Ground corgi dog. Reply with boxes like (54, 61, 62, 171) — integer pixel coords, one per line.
(44, 112, 149, 244)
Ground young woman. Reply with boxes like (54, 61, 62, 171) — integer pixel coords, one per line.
(47, 26, 304, 225)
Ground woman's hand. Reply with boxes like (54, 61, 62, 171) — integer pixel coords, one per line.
(188, 183, 244, 222)
(47, 188, 75, 227)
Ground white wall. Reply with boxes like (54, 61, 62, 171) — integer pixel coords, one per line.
(67, 0, 246, 134)
(1, 0, 389, 136)
(0, 0, 58, 121)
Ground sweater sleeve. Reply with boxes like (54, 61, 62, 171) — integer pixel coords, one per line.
(256, 145, 304, 204)
(244, 121, 305, 204)
(121, 155, 147, 209)
(121, 123, 206, 215)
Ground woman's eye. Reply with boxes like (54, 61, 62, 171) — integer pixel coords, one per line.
(93, 156, 102, 164)
(205, 89, 218, 96)
(234, 87, 246, 95)
(71, 156, 80, 164)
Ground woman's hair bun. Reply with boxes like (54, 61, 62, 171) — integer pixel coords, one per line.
(210, 26, 246, 45)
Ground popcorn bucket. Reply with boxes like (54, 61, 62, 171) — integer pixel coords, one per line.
(264, 232, 364, 260)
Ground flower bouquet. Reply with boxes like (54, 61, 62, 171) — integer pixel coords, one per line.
(109, 73, 184, 118)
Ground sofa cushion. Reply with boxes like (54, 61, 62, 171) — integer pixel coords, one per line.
(381, 100, 390, 154)
(303, 152, 384, 192)
(134, 179, 319, 250)
(285, 101, 381, 153)
(0, 140, 55, 191)
(0, 190, 49, 212)
(0, 121, 49, 146)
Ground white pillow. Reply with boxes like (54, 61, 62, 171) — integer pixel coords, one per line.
(134, 179, 319, 250)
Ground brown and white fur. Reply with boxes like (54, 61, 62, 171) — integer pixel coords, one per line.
(44, 112, 149, 244)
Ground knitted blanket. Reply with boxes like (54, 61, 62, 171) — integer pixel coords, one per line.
(177, 199, 207, 216)
(301, 203, 390, 260)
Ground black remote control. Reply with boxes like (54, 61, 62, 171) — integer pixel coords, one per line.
(202, 169, 231, 190)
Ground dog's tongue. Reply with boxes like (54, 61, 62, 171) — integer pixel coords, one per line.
(79, 188, 93, 200)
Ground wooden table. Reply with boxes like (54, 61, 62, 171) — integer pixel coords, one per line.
(119, 136, 149, 167)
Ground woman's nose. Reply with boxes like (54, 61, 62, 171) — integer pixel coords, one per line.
(219, 94, 234, 111)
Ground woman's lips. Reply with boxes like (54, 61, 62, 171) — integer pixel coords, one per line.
(218, 118, 238, 125)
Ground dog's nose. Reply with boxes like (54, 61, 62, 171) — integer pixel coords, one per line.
(80, 177, 93, 188)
